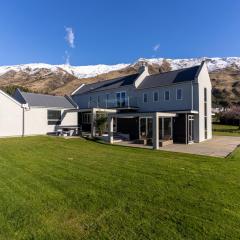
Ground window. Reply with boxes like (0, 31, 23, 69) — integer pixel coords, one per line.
(47, 110, 61, 125)
(164, 90, 170, 101)
(143, 93, 148, 103)
(153, 91, 159, 102)
(204, 88, 208, 139)
(176, 88, 182, 100)
(116, 92, 126, 107)
(82, 113, 91, 124)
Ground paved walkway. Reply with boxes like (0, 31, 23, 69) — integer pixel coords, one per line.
(114, 136, 240, 158)
(161, 136, 239, 157)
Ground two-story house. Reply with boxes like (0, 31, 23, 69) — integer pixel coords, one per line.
(71, 61, 212, 149)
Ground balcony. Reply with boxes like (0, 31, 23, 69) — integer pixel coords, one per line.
(88, 96, 138, 109)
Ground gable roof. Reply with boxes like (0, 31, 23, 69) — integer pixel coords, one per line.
(13, 89, 76, 108)
(137, 65, 201, 89)
(72, 64, 204, 95)
(0, 90, 22, 107)
(73, 73, 140, 95)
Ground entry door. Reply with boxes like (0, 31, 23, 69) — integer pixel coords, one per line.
(188, 115, 194, 143)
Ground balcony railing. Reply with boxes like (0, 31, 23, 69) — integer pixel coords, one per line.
(88, 96, 138, 109)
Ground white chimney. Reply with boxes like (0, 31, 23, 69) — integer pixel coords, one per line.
(134, 63, 149, 88)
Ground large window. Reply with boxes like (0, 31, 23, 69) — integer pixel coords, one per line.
(159, 117, 172, 140)
(116, 91, 126, 107)
(176, 88, 182, 100)
(204, 88, 208, 139)
(164, 90, 170, 101)
(82, 113, 91, 124)
(48, 110, 61, 125)
(153, 91, 159, 102)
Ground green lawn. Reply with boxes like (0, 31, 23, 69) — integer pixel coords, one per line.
(213, 123, 240, 136)
(0, 136, 240, 239)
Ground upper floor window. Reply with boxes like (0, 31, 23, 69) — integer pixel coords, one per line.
(176, 88, 182, 100)
(153, 91, 159, 102)
(164, 90, 170, 101)
(204, 88, 207, 102)
(47, 110, 61, 125)
(143, 93, 148, 103)
(116, 91, 126, 107)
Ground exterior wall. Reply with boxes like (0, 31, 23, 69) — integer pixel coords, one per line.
(24, 108, 77, 135)
(135, 82, 193, 112)
(0, 92, 23, 137)
(72, 81, 194, 112)
(194, 63, 212, 142)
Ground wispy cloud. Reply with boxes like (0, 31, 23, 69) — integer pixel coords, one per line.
(65, 27, 75, 48)
(64, 51, 70, 65)
(153, 44, 160, 52)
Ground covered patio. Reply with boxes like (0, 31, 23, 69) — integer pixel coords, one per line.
(108, 112, 176, 149)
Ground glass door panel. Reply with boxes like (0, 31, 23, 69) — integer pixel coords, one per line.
(159, 118, 163, 140)
(164, 118, 172, 140)
(121, 92, 126, 107)
(116, 93, 121, 107)
(140, 118, 146, 139)
(147, 118, 152, 138)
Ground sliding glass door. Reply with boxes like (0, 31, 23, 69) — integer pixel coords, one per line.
(139, 117, 152, 139)
(159, 117, 172, 140)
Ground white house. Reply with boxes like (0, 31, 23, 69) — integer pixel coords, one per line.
(0, 90, 25, 137)
(0, 89, 78, 137)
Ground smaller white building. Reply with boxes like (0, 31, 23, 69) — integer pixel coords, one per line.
(0, 89, 78, 137)
(0, 90, 25, 137)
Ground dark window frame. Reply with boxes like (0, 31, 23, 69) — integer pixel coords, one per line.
(47, 110, 62, 125)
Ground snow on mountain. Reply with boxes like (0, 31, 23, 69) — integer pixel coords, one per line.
(0, 57, 240, 80)
(0, 63, 129, 79)
(141, 57, 240, 72)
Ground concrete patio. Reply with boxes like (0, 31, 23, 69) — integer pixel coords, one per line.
(114, 136, 240, 158)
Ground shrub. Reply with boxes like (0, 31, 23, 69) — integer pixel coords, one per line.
(219, 106, 240, 127)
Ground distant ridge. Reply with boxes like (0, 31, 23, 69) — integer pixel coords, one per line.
(0, 57, 240, 106)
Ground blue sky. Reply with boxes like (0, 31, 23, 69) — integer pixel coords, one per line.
(0, 0, 240, 66)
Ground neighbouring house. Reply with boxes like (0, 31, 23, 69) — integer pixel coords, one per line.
(0, 89, 78, 137)
(71, 61, 212, 149)
(0, 90, 26, 137)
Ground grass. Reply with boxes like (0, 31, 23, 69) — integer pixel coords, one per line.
(213, 123, 240, 136)
(0, 136, 240, 239)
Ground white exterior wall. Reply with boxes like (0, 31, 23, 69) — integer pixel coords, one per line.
(0, 91, 23, 137)
(24, 108, 77, 135)
(194, 63, 212, 142)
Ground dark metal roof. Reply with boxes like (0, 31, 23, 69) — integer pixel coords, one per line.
(138, 65, 200, 89)
(16, 90, 76, 108)
(72, 64, 202, 95)
(73, 73, 140, 95)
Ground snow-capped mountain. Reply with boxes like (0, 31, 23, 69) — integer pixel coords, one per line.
(0, 63, 129, 79)
(142, 57, 240, 72)
(0, 57, 239, 106)
(0, 57, 240, 80)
